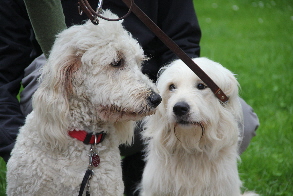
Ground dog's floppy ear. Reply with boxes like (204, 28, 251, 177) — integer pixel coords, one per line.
(219, 69, 243, 133)
(157, 66, 167, 79)
(157, 65, 169, 82)
(157, 59, 180, 82)
(32, 43, 82, 151)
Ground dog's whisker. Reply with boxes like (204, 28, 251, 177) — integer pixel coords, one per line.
(173, 124, 182, 143)
(193, 122, 205, 142)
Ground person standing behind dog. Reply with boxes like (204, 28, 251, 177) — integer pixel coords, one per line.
(1, 0, 259, 195)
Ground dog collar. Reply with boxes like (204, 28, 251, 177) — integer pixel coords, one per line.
(68, 130, 106, 145)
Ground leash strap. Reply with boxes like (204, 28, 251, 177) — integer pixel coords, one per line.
(78, 169, 93, 196)
(77, 0, 229, 103)
(122, 0, 229, 103)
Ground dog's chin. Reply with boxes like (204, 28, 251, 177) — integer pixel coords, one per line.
(97, 105, 156, 122)
(176, 120, 193, 126)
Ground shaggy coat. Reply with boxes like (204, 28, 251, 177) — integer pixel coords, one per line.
(140, 58, 258, 196)
(6, 11, 160, 196)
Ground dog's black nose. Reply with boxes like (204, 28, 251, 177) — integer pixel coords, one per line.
(173, 102, 190, 116)
(148, 91, 162, 108)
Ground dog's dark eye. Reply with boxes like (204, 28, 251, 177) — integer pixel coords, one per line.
(169, 84, 176, 91)
(197, 83, 207, 90)
(111, 58, 124, 68)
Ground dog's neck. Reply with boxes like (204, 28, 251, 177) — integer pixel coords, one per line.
(67, 96, 135, 146)
(155, 123, 239, 161)
(68, 98, 106, 131)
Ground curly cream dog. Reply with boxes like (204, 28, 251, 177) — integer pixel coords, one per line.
(6, 11, 161, 196)
(140, 58, 257, 196)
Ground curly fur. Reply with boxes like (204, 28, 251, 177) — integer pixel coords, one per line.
(6, 11, 160, 196)
(140, 58, 258, 196)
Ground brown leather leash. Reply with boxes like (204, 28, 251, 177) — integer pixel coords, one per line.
(78, 0, 229, 103)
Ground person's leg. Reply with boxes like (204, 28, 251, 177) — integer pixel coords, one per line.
(120, 122, 145, 196)
(122, 151, 144, 196)
(20, 54, 46, 116)
(239, 98, 259, 154)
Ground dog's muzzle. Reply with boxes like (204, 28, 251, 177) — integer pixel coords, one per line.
(147, 91, 162, 108)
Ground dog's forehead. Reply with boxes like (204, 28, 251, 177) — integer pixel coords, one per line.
(166, 58, 228, 82)
(161, 62, 201, 82)
(157, 57, 236, 94)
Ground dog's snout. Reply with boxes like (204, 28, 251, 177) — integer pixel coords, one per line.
(173, 102, 190, 116)
(148, 91, 162, 108)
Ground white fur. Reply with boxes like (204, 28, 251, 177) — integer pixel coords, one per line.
(6, 11, 160, 196)
(140, 58, 258, 196)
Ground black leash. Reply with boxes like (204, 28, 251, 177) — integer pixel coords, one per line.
(78, 169, 93, 196)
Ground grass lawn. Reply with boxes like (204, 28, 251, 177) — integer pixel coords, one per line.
(0, 0, 292, 195)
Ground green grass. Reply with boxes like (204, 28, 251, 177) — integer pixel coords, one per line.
(193, 0, 293, 195)
(1, 1, 292, 195)
(0, 160, 5, 196)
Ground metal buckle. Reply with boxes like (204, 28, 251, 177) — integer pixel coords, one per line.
(78, 0, 134, 25)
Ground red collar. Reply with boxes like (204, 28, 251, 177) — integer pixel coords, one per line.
(68, 130, 106, 145)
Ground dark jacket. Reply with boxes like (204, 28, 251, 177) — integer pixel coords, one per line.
(0, 0, 42, 162)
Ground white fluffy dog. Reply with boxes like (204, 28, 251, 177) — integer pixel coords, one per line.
(140, 58, 258, 196)
(6, 11, 161, 196)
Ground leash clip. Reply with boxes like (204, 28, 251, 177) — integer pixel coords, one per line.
(78, 0, 133, 25)
(97, 0, 103, 14)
